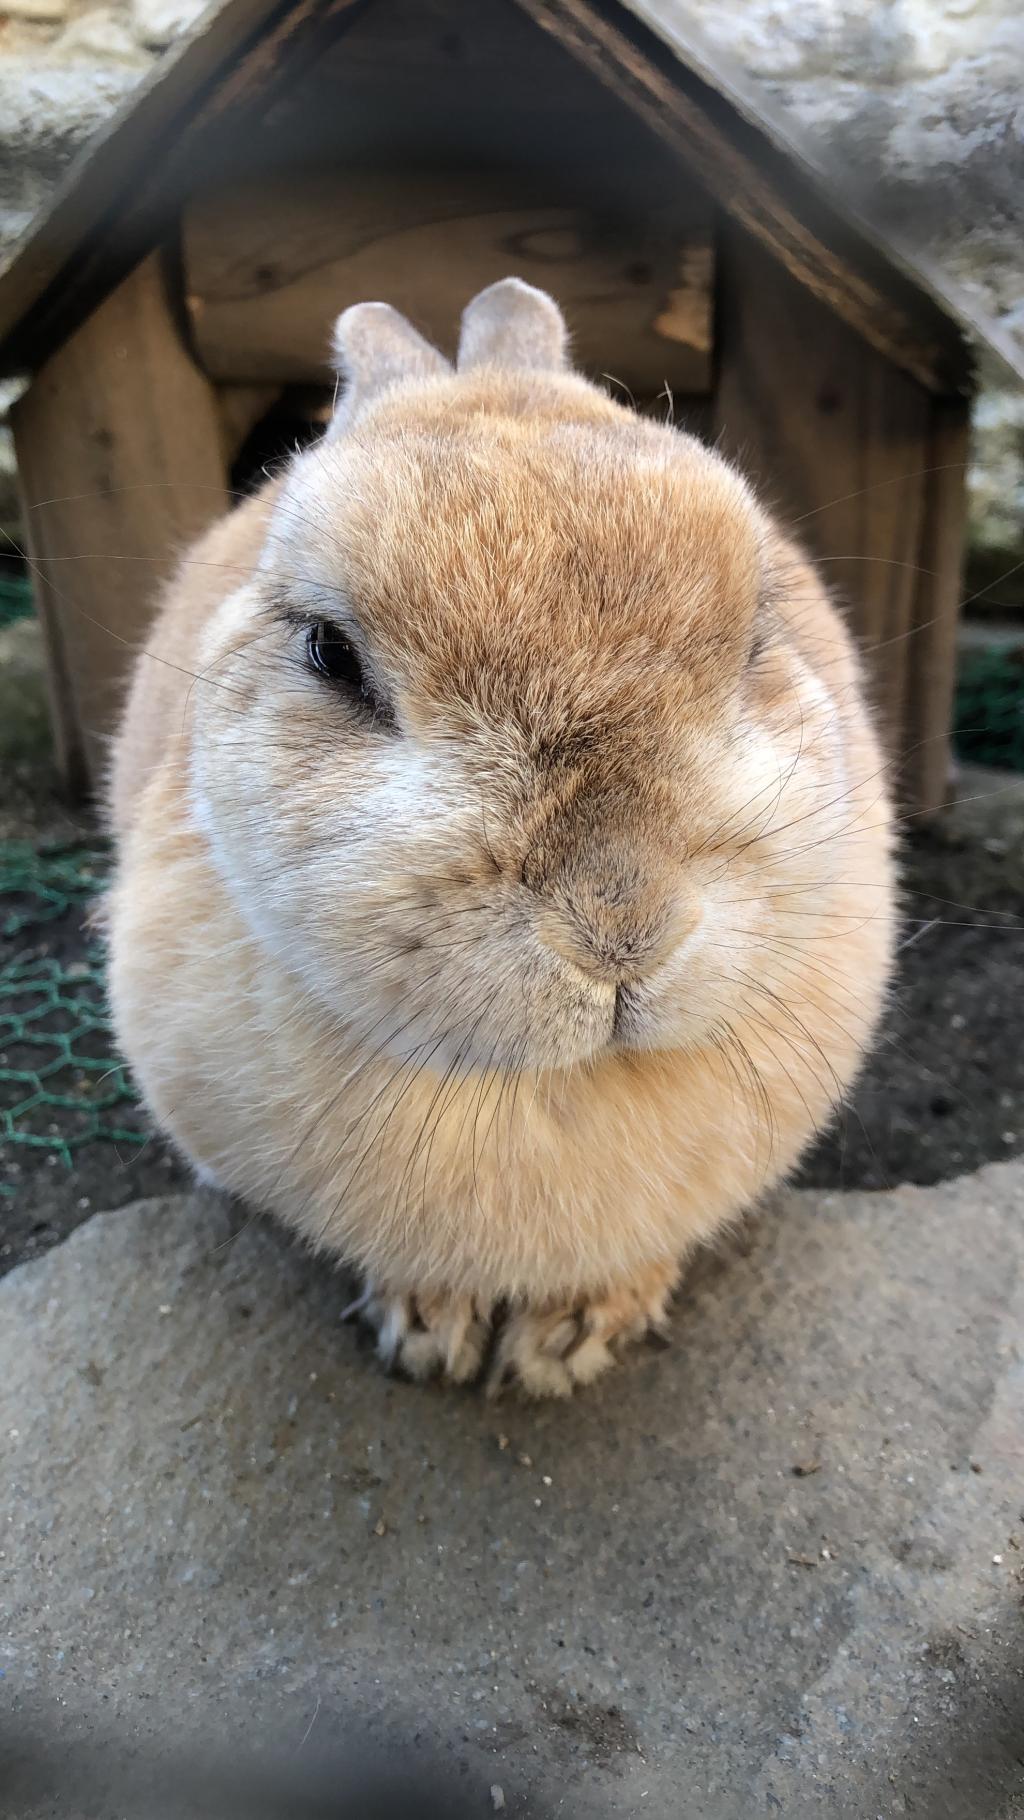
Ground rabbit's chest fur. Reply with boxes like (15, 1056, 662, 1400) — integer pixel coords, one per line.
(108, 772, 881, 1306)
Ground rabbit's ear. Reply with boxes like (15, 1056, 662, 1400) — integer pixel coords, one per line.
(458, 277, 569, 373)
(328, 302, 451, 434)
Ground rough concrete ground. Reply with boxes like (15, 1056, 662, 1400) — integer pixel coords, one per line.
(1, 1167, 1022, 1820)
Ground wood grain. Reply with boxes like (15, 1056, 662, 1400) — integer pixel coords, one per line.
(184, 173, 714, 392)
(11, 253, 229, 795)
(713, 229, 934, 763)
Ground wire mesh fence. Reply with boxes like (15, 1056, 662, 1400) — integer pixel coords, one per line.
(0, 840, 144, 1193)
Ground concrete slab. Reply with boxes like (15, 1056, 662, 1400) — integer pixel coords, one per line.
(1, 1169, 1022, 1819)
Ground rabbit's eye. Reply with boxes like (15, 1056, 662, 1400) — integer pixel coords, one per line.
(306, 620, 365, 691)
(305, 621, 395, 728)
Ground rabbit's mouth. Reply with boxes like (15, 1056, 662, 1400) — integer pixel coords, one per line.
(349, 982, 618, 1079)
(335, 942, 714, 1079)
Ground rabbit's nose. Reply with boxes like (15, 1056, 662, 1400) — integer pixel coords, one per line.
(535, 868, 699, 986)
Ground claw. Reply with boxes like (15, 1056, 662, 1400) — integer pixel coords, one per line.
(354, 1282, 491, 1386)
(555, 1309, 589, 1361)
(375, 1298, 409, 1369)
(338, 1284, 373, 1324)
(350, 1268, 678, 1397)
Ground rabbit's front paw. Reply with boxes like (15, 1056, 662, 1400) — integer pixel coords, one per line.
(348, 1284, 491, 1385)
(487, 1262, 678, 1399)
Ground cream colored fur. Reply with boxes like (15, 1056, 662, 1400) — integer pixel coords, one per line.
(106, 279, 895, 1393)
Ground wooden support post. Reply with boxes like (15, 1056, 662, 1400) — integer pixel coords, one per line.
(12, 249, 229, 797)
(712, 228, 944, 795)
(901, 398, 971, 815)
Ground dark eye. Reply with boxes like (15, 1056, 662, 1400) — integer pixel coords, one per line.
(306, 620, 366, 692)
(304, 620, 396, 728)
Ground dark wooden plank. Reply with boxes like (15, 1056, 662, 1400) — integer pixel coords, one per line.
(513, 0, 977, 394)
(713, 228, 932, 756)
(184, 173, 714, 391)
(11, 252, 229, 794)
(255, 0, 686, 185)
(901, 399, 971, 815)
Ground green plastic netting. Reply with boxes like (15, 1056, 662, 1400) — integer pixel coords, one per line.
(953, 646, 1024, 774)
(0, 840, 144, 1192)
(1, 839, 109, 940)
(0, 570, 34, 630)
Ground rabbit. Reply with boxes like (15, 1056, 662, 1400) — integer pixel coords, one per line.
(106, 277, 895, 1396)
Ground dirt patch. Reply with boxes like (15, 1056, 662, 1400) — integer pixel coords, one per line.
(539, 1691, 641, 1768)
(799, 774, 1024, 1191)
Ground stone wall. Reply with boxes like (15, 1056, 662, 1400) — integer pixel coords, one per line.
(1, 0, 1021, 589)
(0, 0, 202, 254)
(682, 0, 1024, 352)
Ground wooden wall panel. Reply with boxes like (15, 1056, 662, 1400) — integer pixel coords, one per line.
(713, 227, 938, 773)
(184, 173, 714, 394)
(12, 251, 229, 795)
(902, 399, 970, 814)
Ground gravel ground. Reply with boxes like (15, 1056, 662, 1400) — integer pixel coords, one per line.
(2, 612, 1023, 1273)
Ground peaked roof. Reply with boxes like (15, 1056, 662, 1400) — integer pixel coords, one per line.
(0, 0, 1020, 391)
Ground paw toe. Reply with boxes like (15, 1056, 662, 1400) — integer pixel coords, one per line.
(353, 1285, 490, 1386)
